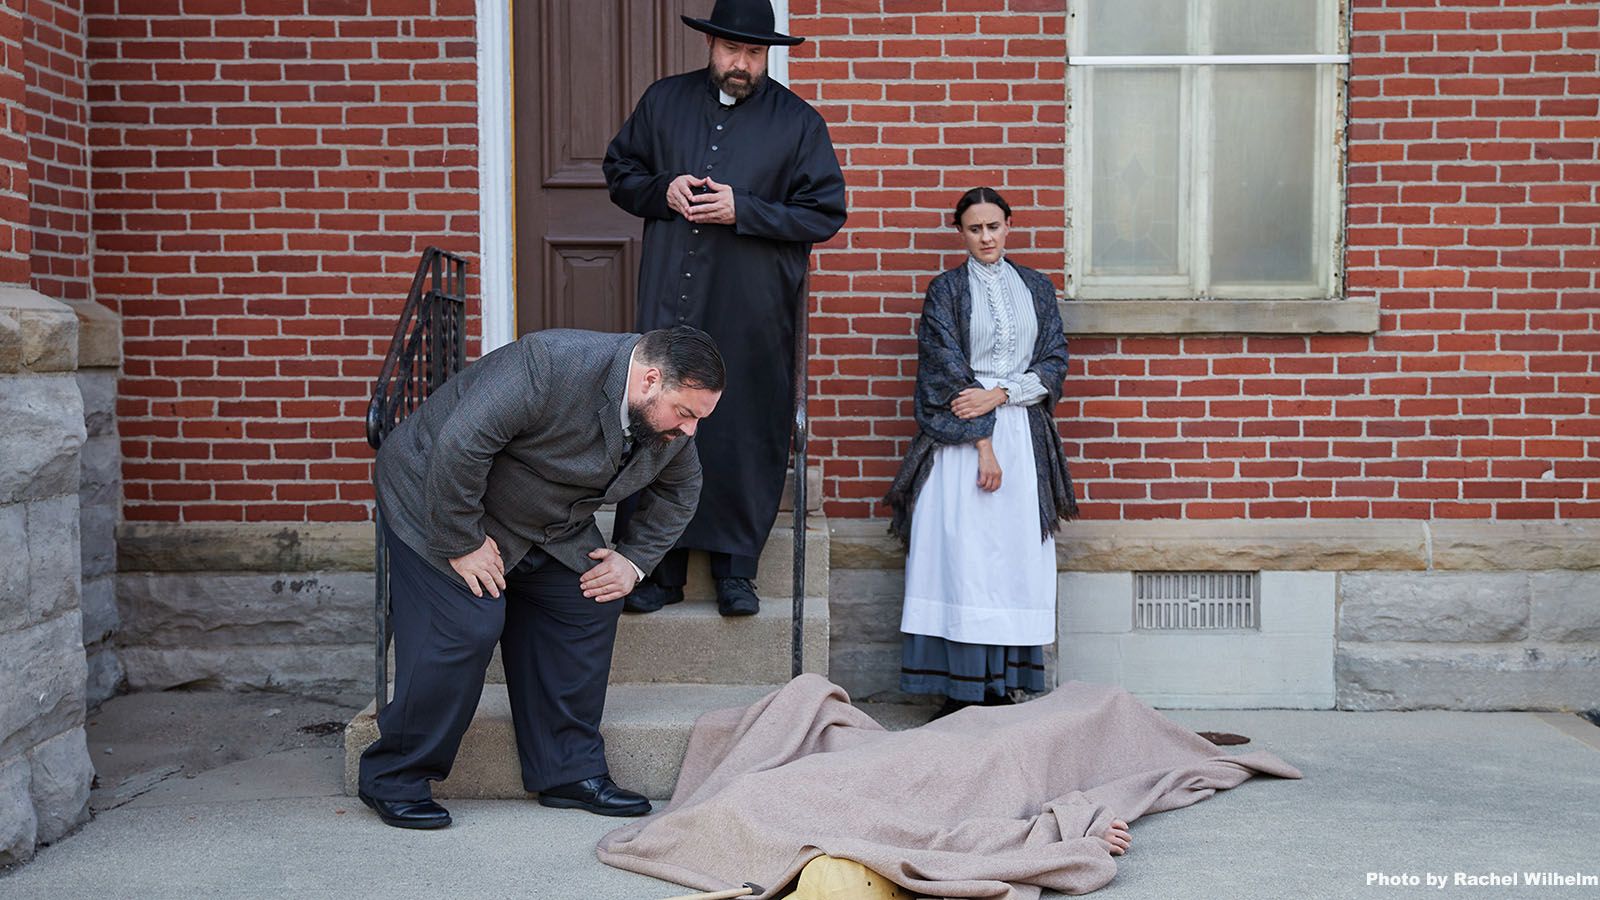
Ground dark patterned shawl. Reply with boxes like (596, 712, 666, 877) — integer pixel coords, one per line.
(884, 259, 1079, 543)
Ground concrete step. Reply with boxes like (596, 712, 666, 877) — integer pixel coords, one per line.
(385, 593, 829, 688)
(779, 463, 824, 513)
(344, 683, 774, 801)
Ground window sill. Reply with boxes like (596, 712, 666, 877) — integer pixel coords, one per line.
(1059, 297, 1379, 336)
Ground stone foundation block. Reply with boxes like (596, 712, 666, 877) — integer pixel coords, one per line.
(84, 648, 126, 709)
(119, 645, 368, 698)
(1339, 572, 1528, 643)
(0, 614, 88, 762)
(116, 571, 372, 647)
(1337, 643, 1600, 711)
(0, 375, 86, 505)
(27, 727, 91, 845)
(0, 755, 36, 866)
(1529, 572, 1600, 642)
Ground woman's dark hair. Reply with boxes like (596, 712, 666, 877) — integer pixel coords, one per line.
(636, 326, 726, 391)
(952, 187, 1012, 227)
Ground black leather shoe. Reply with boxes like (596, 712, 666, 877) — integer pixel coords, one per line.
(715, 577, 760, 617)
(538, 774, 651, 817)
(358, 791, 452, 829)
(624, 579, 684, 613)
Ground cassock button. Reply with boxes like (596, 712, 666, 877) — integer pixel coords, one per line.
(692, 229, 700, 234)
(705, 164, 713, 170)
(716, 125, 723, 131)
(711, 145, 718, 151)
(678, 315, 685, 323)
(685, 272, 692, 278)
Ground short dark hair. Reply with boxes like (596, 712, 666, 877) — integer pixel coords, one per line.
(636, 326, 726, 392)
(952, 187, 1012, 227)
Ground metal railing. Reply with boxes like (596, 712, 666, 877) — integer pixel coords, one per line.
(365, 247, 469, 715)
(363, 248, 811, 709)
(791, 275, 810, 678)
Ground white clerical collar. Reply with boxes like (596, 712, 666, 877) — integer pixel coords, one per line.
(718, 89, 737, 106)
(620, 345, 637, 437)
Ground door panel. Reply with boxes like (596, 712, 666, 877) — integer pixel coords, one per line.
(514, 0, 713, 336)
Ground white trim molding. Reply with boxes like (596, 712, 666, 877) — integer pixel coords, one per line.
(1069, 54, 1350, 66)
(476, 0, 516, 353)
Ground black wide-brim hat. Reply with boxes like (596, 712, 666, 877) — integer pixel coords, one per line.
(682, 0, 804, 47)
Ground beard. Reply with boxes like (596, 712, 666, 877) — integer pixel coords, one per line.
(712, 61, 763, 100)
(627, 398, 683, 451)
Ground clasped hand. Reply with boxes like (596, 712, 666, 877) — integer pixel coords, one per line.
(579, 547, 638, 603)
(666, 174, 736, 225)
(951, 386, 1007, 420)
(449, 536, 505, 598)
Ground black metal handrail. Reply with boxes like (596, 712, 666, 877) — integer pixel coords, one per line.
(367, 246, 470, 715)
(791, 275, 810, 679)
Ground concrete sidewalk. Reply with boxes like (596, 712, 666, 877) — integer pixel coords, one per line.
(3, 697, 1598, 899)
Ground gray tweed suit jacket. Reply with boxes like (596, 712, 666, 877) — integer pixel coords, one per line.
(374, 329, 702, 581)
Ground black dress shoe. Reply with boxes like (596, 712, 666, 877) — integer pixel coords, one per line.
(624, 579, 684, 613)
(538, 774, 652, 817)
(358, 791, 452, 829)
(715, 577, 760, 617)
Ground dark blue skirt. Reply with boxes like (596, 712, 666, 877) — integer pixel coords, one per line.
(900, 634, 1046, 702)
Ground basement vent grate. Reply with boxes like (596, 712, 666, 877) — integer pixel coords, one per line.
(1133, 571, 1260, 631)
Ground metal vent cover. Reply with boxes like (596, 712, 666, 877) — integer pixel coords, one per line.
(1133, 571, 1260, 631)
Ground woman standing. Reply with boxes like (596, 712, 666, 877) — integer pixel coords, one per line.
(885, 187, 1079, 718)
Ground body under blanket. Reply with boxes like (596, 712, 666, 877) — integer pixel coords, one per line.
(597, 674, 1301, 899)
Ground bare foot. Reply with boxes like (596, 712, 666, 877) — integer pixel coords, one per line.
(1102, 819, 1131, 856)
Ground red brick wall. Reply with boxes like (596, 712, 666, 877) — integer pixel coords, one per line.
(791, 0, 1070, 518)
(25, 0, 89, 303)
(0, 3, 32, 285)
(88, 0, 479, 523)
(792, 0, 1600, 521)
(87, 0, 1599, 525)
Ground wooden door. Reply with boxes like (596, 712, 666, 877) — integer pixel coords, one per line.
(513, 0, 713, 336)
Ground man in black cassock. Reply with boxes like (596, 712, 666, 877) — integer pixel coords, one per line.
(603, 0, 847, 617)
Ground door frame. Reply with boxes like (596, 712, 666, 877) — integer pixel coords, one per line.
(477, 0, 790, 353)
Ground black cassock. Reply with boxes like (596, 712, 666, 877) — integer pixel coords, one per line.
(604, 69, 847, 560)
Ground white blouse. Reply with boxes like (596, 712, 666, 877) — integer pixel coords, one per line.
(964, 255, 1047, 406)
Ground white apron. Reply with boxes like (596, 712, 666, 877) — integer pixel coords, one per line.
(900, 401, 1057, 646)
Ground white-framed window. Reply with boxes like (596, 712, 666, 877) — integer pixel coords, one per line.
(1067, 0, 1349, 302)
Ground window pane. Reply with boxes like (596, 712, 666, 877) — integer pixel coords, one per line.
(1210, 66, 1323, 288)
(1087, 68, 1184, 277)
(1079, 0, 1188, 55)
(1210, 0, 1326, 54)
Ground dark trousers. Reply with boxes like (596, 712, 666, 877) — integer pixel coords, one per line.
(647, 547, 758, 586)
(358, 525, 623, 801)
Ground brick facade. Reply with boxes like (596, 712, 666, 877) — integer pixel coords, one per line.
(74, 0, 1600, 525)
(87, 0, 479, 524)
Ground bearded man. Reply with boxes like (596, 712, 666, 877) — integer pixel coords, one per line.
(358, 327, 724, 828)
(603, 0, 847, 617)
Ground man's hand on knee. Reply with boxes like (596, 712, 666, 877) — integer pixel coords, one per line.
(449, 537, 506, 598)
(581, 548, 640, 603)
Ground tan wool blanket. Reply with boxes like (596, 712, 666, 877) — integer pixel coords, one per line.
(597, 674, 1301, 899)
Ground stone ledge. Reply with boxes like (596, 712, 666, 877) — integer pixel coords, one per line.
(1060, 297, 1381, 336)
(833, 518, 1600, 572)
(1430, 521, 1600, 571)
(118, 522, 376, 573)
(63, 300, 120, 369)
(0, 287, 79, 374)
(831, 519, 1428, 571)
